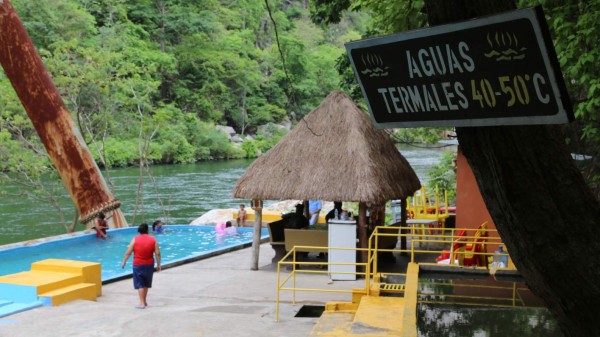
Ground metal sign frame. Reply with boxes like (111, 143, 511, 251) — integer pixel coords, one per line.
(345, 6, 573, 128)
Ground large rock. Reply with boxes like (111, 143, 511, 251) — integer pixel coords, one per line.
(190, 208, 237, 226)
(257, 122, 289, 134)
(216, 125, 236, 138)
(189, 200, 341, 225)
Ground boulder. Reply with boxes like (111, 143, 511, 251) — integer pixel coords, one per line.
(216, 125, 236, 138)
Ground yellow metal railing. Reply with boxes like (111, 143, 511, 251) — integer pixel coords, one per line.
(275, 225, 516, 321)
(368, 225, 513, 278)
(418, 280, 543, 308)
(275, 245, 369, 322)
(407, 186, 451, 225)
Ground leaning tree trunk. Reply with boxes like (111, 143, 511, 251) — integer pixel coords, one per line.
(425, 1, 600, 335)
(0, 0, 127, 228)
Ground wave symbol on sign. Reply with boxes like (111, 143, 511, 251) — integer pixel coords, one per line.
(360, 53, 390, 78)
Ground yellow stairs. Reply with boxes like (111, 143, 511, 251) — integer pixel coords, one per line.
(310, 263, 420, 337)
(0, 259, 101, 307)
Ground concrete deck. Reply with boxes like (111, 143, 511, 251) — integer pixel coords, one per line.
(0, 243, 364, 337)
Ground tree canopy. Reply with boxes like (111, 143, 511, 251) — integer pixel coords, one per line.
(0, 0, 371, 168)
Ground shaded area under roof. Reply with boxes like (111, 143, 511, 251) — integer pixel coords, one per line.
(233, 91, 421, 205)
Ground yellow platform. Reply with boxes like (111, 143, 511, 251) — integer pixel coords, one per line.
(0, 259, 101, 307)
(310, 263, 420, 337)
(312, 297, 406, 336)
(32, 259, 102, 296)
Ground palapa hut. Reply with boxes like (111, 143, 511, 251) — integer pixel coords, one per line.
(233, 90, 421, 269)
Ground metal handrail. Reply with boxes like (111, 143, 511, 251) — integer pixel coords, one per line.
(276, 225, 515, 321)
(368, 225, 512, 274)
(275, 245, 369, 322)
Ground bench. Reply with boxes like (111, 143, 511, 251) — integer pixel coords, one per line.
(267, 221, 329, 263)
(284, 229, 328, 254)
(267, 220, 287, 263)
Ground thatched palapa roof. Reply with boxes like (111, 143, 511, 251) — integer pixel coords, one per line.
(232, 91, 421, 205)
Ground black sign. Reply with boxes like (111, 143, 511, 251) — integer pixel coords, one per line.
(345, 6, 573, 128)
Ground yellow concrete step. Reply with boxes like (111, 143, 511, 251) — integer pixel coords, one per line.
(31, 259, 102, 296)
(0, 270, 83, 295)
(309, 311, 354, 337)
(325, 301, 359, 313)
(352, 296, 405, 335)
(311, 298, 406, 337)
(39, 283, 97, 306)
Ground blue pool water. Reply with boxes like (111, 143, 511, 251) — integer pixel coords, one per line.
(0, 226, 268, 282)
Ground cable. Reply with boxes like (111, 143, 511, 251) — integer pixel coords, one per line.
(264, 0, 322, 137)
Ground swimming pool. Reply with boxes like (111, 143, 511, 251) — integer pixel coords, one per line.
(0, 226, 268, 282)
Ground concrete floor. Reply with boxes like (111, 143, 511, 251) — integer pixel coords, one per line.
(0, 243, 365, 337)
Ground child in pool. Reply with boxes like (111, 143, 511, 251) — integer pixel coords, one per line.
(152, 220, 164, 233)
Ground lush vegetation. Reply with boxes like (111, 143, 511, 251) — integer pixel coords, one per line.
(0, 0, 371, 167)
(6, 0, 594, 224)
(0, 0, 371, 215)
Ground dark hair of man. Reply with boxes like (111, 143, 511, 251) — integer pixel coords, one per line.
(99, 212, 105, 220)
(138, 223, 149, 234)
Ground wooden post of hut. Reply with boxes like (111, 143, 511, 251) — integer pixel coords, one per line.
(357, 202, 368, 271)
(250, 199, 263, 270)
(0, 0, 127, 228)
(399, 198, 408, 255)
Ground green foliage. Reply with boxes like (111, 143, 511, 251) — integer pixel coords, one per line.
(226, 144, 246, 159)
(310, 0, 352, 25)
(241, 140, 258, 158)
(13, 0, 97, 48)
(520, 0, 600, 197)
(311, 0, 449, 145)
(426, 151, 457, 203)
(100, 138, 139, 167)
(391, 128, 445, 145)
(253, 123, 288, 153)
(2, 0, 361, 164)
(0, 0, 368, 222)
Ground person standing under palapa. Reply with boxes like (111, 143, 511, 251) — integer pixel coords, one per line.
(121, 223, 161, 309)
(282, 203, 309, 229)
(325, 201, 344, 223)
(308, 200, 322, 226)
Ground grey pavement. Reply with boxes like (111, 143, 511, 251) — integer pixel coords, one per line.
(0, 243, 364, 337)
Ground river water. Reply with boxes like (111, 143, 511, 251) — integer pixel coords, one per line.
(0, 144, 454, 245)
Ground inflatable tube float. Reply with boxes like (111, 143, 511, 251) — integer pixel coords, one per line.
(215, 222, 226, 235)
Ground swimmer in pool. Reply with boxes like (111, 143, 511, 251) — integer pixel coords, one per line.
(152, 220, 164, 233)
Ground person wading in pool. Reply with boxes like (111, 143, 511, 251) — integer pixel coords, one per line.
(121, 223, 161, 309)
(93, 212, 109, 239)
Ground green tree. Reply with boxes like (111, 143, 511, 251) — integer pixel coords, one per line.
(520, 0, 600, 198)
(426, 151, 456, 203)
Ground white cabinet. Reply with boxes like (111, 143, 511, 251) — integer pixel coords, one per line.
(328, 219, 357, 280)
(391, 200, 402, 223)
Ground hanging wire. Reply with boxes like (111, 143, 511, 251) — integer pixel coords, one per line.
(264, 0, 323, 137)
(264, 0, 296, 110)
